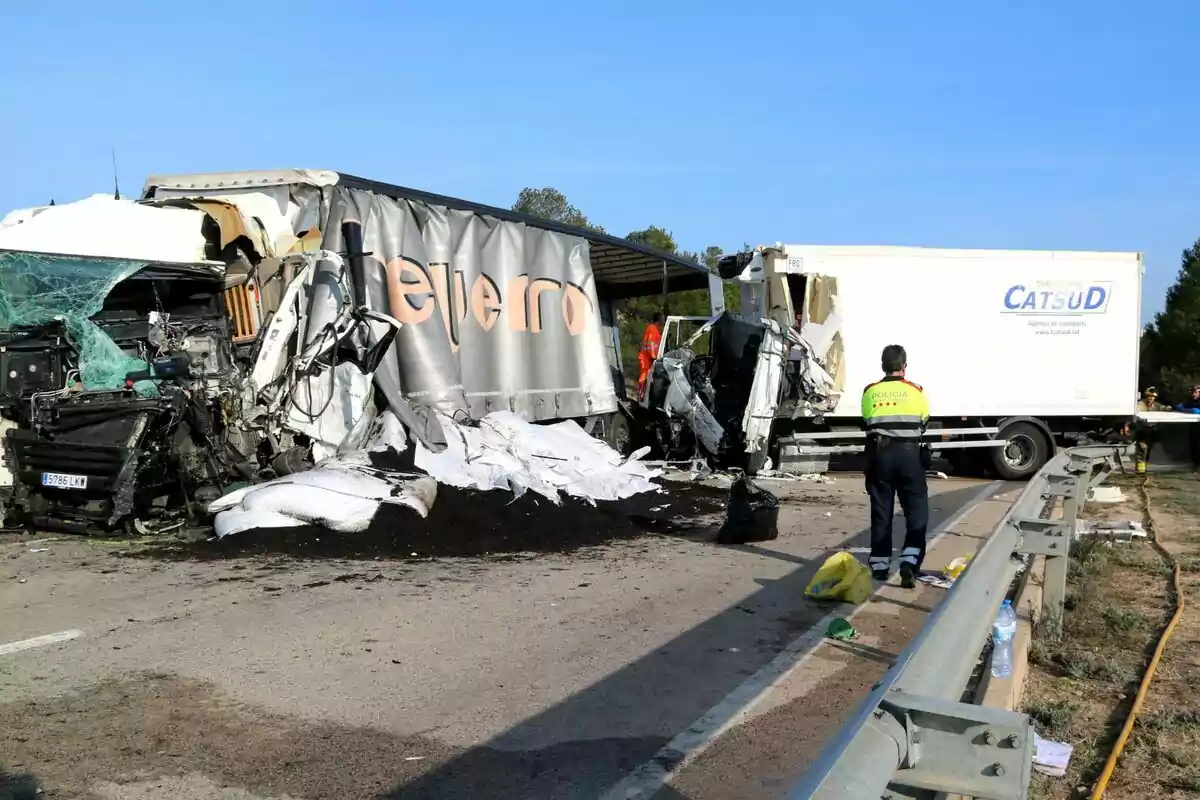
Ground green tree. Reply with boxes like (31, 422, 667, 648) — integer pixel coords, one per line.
(511, 187, 604, 232)
(626, 226, 678, 254)
(1141, 240, 1200, 402)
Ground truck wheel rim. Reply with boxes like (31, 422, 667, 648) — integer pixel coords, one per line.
(1004, 434, 1036, 469)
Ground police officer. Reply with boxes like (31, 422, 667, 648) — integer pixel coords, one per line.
(862, 344, 930, 588)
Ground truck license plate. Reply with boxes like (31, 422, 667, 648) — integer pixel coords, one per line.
(41, 472, 87, 490)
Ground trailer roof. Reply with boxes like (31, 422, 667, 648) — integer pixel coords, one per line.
(142, 169, 711, 299)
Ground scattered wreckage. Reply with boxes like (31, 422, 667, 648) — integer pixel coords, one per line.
(0, 172, 711, 537)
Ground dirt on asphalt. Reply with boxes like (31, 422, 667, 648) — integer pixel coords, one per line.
(0, 671, 458, 800)
(121, 479, 731, 562)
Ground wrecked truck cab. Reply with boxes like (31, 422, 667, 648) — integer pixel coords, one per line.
(0, 251, 242, 534)
(0, 244, 400, 535)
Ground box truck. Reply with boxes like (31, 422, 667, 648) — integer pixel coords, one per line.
(709, 244, 1143, 479)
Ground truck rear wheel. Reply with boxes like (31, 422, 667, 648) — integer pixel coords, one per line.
(604, 412, 632, 456)
(991, 422, 1050, 480)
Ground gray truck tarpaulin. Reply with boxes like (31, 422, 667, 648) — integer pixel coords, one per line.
(151, 175, 617, 424)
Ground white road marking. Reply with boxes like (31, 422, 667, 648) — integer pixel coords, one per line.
(0, 629, 83, 656)
(599, 481, 1004, 800)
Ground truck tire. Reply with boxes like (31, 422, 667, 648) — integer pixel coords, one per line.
(604, 411, 632, 456)
(991, 421, 1050, 480)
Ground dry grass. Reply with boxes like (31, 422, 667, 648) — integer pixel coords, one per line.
(1023, 471, 1197, 800)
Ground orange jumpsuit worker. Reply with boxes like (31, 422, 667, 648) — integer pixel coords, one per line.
(637, 312, 664, 399)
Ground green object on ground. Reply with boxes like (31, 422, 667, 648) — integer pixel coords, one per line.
(826, 618, 857, 641)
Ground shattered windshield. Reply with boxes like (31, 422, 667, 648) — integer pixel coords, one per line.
(0, 249, 158, 393)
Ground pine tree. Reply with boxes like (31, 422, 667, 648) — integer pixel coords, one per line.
(1141, 239, 1200, 402)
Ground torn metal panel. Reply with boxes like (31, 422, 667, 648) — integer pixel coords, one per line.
(250, 258, 314, 397)
(742, 320, 789, 470)
(661, 356, 724, 455)
(797, 274, 845, 402)
(148, 197, 282, 261)
(284, 362, 375, 461)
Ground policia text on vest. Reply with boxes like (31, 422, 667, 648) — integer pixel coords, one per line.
(861, 344, 931, 589)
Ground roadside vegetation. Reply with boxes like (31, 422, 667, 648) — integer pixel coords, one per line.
(1024, 472, 1200, 799)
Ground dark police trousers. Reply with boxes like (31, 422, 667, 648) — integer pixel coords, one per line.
(865, 437, 929, 574)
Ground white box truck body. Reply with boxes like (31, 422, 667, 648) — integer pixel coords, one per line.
(724, 244, 1143, 478)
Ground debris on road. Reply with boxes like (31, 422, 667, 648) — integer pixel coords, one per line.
(414, 410, 660, 504)
(1087, 486, 1127, 504)
(716, 473, 780, 544)
(916, 573, 955, 590)
(944, 554, 972, 580)
(825, 618, 857, 641)
(806, 552, 873, 604)
(1073, 518, 1147, 543)
(1032, 732, 1074, 777)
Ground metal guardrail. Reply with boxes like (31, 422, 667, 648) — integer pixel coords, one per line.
(789, 444, 1125, 800)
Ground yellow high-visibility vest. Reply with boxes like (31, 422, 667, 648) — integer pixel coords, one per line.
(861, 376, 930, 439)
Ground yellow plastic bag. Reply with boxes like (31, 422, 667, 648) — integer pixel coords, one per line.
(943, 554, 973, 581)
(805, 552, 874, 605)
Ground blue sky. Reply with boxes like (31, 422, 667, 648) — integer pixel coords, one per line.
(3, 1, 1198, 323)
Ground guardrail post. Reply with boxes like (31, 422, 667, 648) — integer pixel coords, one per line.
(1040, 475, 1080, 640)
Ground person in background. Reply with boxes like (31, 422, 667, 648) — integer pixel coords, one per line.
(1175, 384, 1200, 414)
(861, 344, 930, 588)
(636, 311, 663, 400)
(1137, 386, 1169, 413)
(1172, 384, 1200, 465)
(1133, 386, 1169, 473)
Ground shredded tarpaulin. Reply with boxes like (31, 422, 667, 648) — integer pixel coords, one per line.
(415, 411, 661, 503)
(209, 411, 434, 537)
(209, 465, 436, 538)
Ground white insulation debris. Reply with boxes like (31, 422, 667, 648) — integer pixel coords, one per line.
(415, 411, 661, 504)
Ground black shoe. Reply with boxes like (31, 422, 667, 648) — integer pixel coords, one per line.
(899, 563, 916, 589)
(872, 569, 889, 582)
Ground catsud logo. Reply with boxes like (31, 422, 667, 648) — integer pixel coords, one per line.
(1002, 282, 1112, 314)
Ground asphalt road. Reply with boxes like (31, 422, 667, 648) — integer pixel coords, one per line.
(0, 474, 1017, 800)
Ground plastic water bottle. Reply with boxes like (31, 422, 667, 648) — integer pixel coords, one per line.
(990, 599, 1018, 678)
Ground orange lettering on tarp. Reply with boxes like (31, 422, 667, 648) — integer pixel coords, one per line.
(387, 256, 435, 325)
(384, 257, 592, 340)
(471, 273, 503, 332)
(427, 262, 457, 351)
(454, 270, 468, 328)
(507, 275, 529, 332)
(561, 282, 591, 336)
(528, 278, 563, 333)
